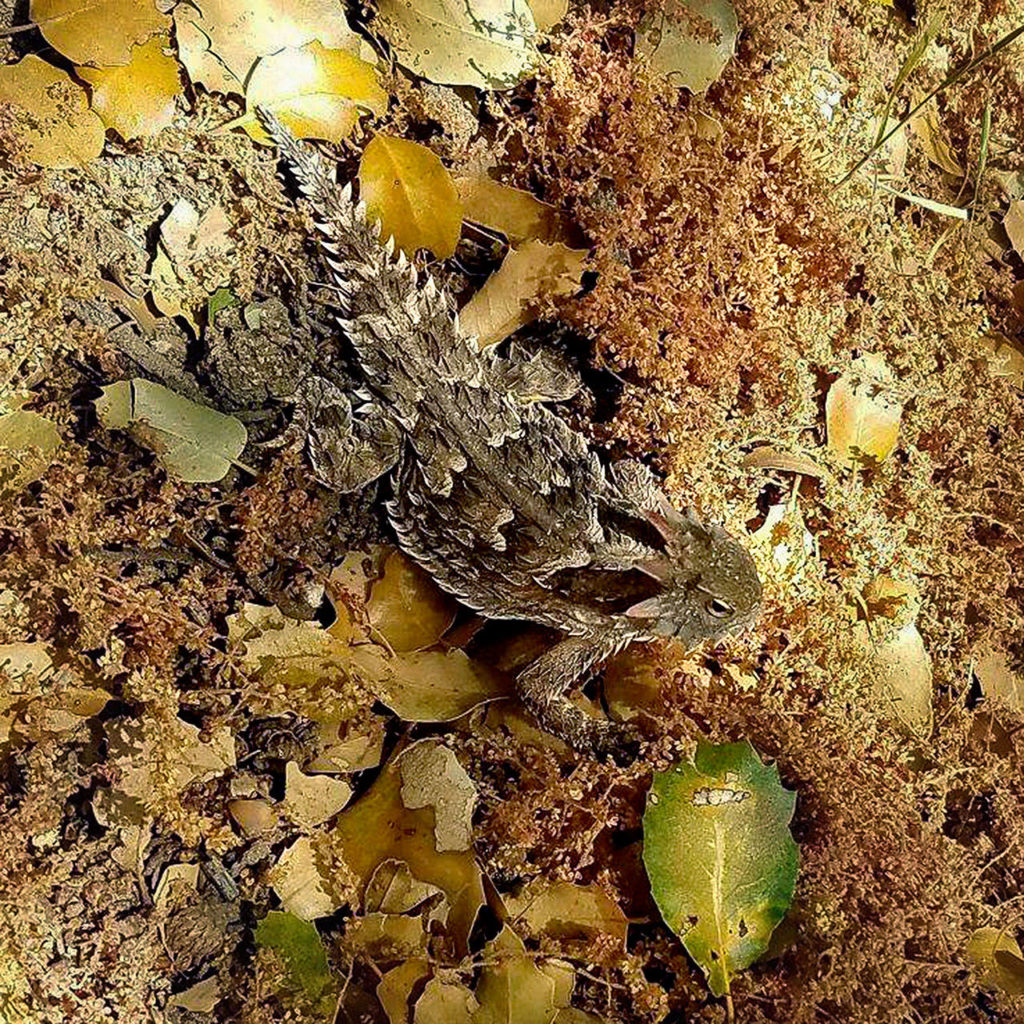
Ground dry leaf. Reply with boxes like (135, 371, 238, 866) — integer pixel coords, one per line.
(909, 99, 963, 176)
(168, 976, 221, 1013)
(346, 912, 430, 959)
(399, 740, 477, 852)
(77, 35, 182, 140)
(0, 409, 61, 498)
(0, 56, 105, 169)
(967, 927, 1024, 996)
(602, 647, 663, 722)
(268, 835, 342, 920)
(974, 649, 1024, 713)
(365, 860, 444, 914)
(1003, 201, 1024, 255)
(454, 175, 568, 244)
(225, 42, 387, 144)
(856, 621, 933, 736)
(825, 353, 902, 467)
(459, 240, 587, 348)
(861, 575, 922, 628)
(378, 959, 433, 1024)
(330, 749, 485, 950)
(741, 446, 824, 477)
(281, 760, 353, 829)
(530, 0, 569, 32)
(374, 0, 539, 90)
(472, 926, 570, 1024)
(750, 502, 815, 577)
(980, 332, 1024, 386)
(368, 550, 457, 652)
(228, 798, 278, 835)
(414, 978, 479, 1024)
(95, 379, 247, 483)
(636, 0, 739, 93)
(174, 0, 363, 94)
(31, 0, 169, 67)
(359, 135, 463, 258)
(506, 878, 628, 948)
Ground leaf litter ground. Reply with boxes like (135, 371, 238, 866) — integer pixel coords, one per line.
(3, 0, 1024, 1022)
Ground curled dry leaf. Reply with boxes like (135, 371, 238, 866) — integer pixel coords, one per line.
(225, 42, 387, 145)
(1003, 201, 1024, 255)
(635, 0, 739, 93)
(454, 175, 569, 244)
(459, 240, 587, 349)
(174, 0, 364, 94)
(0, 56, 105, 169)
(0, 408, 61, 498)
(359, 135, 463, 258)
(77, 36, 182, 140)
(909, 100, 963, 176)
(95, 378, 247, 483)
(31, 0, 169, 67)
(329, 749, 485, 951)
(399, 740, 477, 852)
(825, 353, 903, 467)
(967, 927, 1024, 996)
(741, 446, 824, 478)
(374, 0, 539, 90)
(368, 549, 457, 652)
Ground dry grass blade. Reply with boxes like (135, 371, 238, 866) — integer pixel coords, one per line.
(840, 23, 1024, 185)
(873, 13, 943, 149)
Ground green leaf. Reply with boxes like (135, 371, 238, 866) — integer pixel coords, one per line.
(254, 910, 336, 1001)
(642, 740, 798, 997)
(207, 286, 240, 321)
(95, 379, 247, 483)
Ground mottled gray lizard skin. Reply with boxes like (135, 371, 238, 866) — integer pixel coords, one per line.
(256, 109, 762, 758)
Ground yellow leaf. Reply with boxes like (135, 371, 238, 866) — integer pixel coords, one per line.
(368, 550, 457, 652)
(459, 240, 586, 348)
(77, 35, 182, 139)
(855, 621, 933, 737)
(967, 928, 1024, 996)
(359, 135, 463, 258)
(223, 42, 387, 145)
(825, 353, 902, 467)
(31, 0, 169, 67)
(530, 0, 569, 32)
(174, 0, 364, 94)
(0, 408, 61, 497)
(454, 174, 569, 244)
(0, 56, 105, 169)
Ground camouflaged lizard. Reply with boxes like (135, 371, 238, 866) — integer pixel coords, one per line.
(257, 109, 762, 758)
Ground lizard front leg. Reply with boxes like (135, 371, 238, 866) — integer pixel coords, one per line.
(516, 634, 642, 762)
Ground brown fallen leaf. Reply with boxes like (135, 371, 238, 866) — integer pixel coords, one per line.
(459, 240, 587, 349)
(365, 860, 444, 914)
(506, 878, 628, 949)
(268, 835, 344, 920)
(454, 175, 569, 244)
(31, 0, 169, 67)
(399, 740, 477, 852)
(359, 134, 463, 258)
(77, 35, 182, 140)
(369, 549, 457, 652)
(0, 56, 105, 169)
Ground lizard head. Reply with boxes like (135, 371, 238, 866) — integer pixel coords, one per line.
(624, 501, 762, 647)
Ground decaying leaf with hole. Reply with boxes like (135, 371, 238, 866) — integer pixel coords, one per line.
(174, 0, 364, 94)
(454, 175, 570, 244)
(967, 927, 1024, 996)
(0, 56, 105, 169)
(255, 910, 338, 1010)
(643, 740, 798, 997)
(77, 36, 182, 140)
(0, 408, 61, 499)
(359, 135, 463, 258)
(826, 353, 903, 467)
(95, 379, 247, 483)
(223, 42, 387, 144)
(368, 549, 457, 652)
(374, 0, 539, 90)
(31, 0, 169, 67)
(459, 240, 587, 349)
(328, 745, 485, 951)
(399, 740, 477, 852)
(635, 0, 739, 93)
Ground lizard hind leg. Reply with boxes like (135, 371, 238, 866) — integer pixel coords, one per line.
(517, 635, 642, 764)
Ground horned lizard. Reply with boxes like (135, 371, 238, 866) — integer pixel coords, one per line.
(257, 109, 762, 758)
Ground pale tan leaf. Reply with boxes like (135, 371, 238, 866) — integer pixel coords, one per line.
(1003, 200, 1024, 256)
(460, 240, 587, 348)
(168, 976, 222, 1013)
(31, 0, 169, 67)
(636, 0, 739, 93)
(909, 100, 963, 176)
(346, 912, 430, 959)
(268, 835, 341, 920)
(367, 550, 457, 652)
(741, 446, 824, 477)
(975, 648, 1024, 713)
(856, 621, 933, 736)
(77, 35, 182, 140)
(454, 175, 569, 244)
(359, 135, 463, 258)
(506, 878, 628, 948)
(174, 0, 363, 94)
(228, 797, 278, 835)
(374, 0, 539, 90)
(225, 42, 387, 144)
(602, 648, 663, 722)
(825, 353, 902, 466)
(980, 332, 1024, 385)
(282, 760, 353, 829)
(530, 0, 569, 32)
(0, 57, 105, 168)
(472, 926, 561, 1024)
(399, 740, 477, 852)
(0, 409, 61, 498)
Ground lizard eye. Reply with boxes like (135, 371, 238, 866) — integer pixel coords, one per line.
(705, 597, 734, 619)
